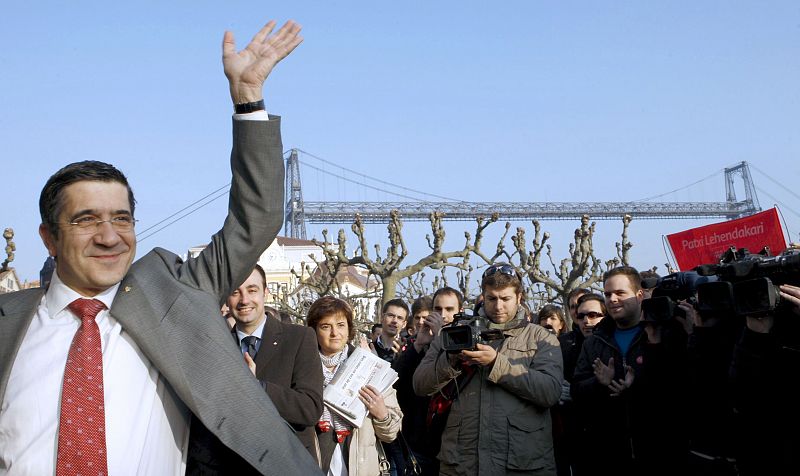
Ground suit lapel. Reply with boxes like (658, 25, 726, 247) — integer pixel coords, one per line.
(255, 316, 282, 373)
(0, 289, 45, 404)
(108, 274, 175, 377)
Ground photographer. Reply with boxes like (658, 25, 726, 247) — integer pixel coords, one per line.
(730, 283, 800, 475)
(413, 263, 562, 476)
(681, 299, 740, 476)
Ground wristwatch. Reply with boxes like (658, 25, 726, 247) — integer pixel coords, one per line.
(234, 99, 265, 114)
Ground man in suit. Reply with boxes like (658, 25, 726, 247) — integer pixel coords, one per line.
(0, 19, 321, 475)
(230, 265, 323, 460)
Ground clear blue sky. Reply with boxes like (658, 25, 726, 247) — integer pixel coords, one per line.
(2, 1, 798, 284)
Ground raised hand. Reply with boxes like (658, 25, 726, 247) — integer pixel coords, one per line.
(222, 20, 303, 104)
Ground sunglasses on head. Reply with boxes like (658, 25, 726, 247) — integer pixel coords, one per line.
(483, 264, 516, 279)
(576, 311, 605, 320)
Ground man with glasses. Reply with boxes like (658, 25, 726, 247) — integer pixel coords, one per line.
(414, 263, 563, 475)
(0, 20, 320, 475)
(374, 298, 410, 362)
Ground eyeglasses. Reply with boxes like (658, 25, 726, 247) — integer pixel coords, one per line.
(483, 264, 516, 279)
(57, 216, 138, 234)
(576, 311, 605, 320)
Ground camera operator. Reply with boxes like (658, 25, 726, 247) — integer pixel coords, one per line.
(413, 263, 562, 476)
(730, 283, 800, 475)
(677, 298, 741, 476)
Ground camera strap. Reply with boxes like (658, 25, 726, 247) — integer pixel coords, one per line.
(426, 362, 477, 426)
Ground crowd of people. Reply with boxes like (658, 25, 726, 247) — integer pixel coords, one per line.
(0, 16, 798, 476)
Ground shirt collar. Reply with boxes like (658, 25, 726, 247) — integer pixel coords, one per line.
(45, 268, 120, 319)
(235, 314, 267, 344)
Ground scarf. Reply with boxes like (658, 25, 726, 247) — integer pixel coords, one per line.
(318, 346, 353, 443)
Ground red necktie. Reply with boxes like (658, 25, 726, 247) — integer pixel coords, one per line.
(57, 298, 109, 476)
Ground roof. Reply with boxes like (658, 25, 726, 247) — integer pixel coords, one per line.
(276, 236, 318, 247)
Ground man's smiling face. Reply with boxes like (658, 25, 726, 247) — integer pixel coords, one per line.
(227, 269, 268, 333)
(39, 180, 136, 297)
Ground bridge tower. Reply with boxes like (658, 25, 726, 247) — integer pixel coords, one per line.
(284, 149, 307, 239)
(724, 161, 760, 218)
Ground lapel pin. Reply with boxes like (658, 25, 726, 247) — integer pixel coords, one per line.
(124, 286, 132, 293)
(273, 342, 278, 346)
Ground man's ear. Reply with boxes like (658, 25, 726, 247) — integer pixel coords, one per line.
(39, 223, 58, 258)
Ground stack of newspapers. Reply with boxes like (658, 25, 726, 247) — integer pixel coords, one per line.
(323, 347, 399, 428)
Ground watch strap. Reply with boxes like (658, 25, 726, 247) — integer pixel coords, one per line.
(234, 99, 265, 114)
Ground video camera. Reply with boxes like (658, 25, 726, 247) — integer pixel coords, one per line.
(643, 246, 800, 321)
(440, 312, 505, 353)
(694, 247, 800, 317)
(641, 271, 718, 323)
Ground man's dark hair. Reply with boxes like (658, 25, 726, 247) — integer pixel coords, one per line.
(576, 293, 607, 315)
(432, 286, 464, 309)
(381, 298, 409, 317)
(253, 264, 267, 288)
(371, 323, 382, 333)
(481, 263, 524, 295)
(39, 160, 136, 238)
(411, 296, 433, 316)
(603, 266, 643, 292)
(567, 287, 591, 303)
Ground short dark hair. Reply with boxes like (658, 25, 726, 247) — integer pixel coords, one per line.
(411, 296, 433, 316)
(382, 298, 409, 317)
(253, 264, 267, 288)
(371, 323, 382, 333)
(481, 263, 524, 295)
(306, 296, 356, 341)
(576, 293, 607, 315)
(39, 160, 136, 238)
(603, 266, 642, 292)
(432, 286, 464, 309)
(567, 288, 591, 303)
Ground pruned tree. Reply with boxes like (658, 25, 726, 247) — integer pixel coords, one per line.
(314, 210, 499, 310)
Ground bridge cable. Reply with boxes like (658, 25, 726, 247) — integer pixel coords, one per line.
(633, 169, 723, 202)
(293, 148, 465, 202)
(137, 187, 230, 243)
(137, 183, 231, 236)
(754, 186, 800, 220)
(749, 164, 800, 202)
(298, 160, 428, 202)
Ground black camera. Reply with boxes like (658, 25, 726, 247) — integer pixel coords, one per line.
(641, 271, 717, 323)
(440, 312, 504, 353)
(693, 247, 800, 317)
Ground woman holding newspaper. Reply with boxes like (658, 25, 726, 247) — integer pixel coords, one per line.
(308, 296, 403, 476)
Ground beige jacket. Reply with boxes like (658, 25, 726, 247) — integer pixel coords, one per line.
(346, 387, 402, 476)
(413, 317, 563, 476)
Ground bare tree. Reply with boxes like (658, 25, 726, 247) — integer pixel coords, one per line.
(314, 210, 499, 309)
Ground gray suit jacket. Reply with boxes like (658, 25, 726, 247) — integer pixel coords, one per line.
(0, 118, 321, 475)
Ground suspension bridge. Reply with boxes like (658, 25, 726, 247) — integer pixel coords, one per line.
(284, 150, 762, 240)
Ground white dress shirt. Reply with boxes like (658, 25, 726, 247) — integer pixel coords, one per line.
(234, 317, 267, 355)
(0, 271, 189, 475)
(0, 111, 267, 475)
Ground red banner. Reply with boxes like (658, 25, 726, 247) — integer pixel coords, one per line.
(666, 208, 787, 270)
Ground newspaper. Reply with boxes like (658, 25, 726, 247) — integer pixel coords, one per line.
(323, 347, 398, 428)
